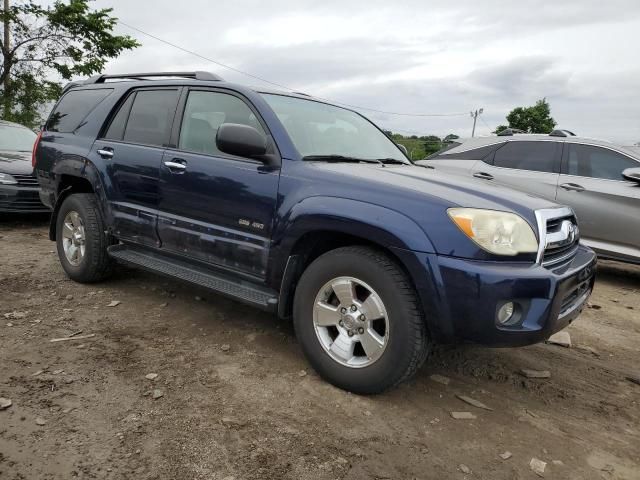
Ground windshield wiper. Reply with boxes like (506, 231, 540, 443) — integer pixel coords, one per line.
(375, 158, 410, 165)
(302, 155, 382, 164)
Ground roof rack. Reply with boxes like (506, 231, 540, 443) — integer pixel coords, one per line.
(61, 71, 224, 94)
(85, 71, 223, 84)
(549, 129, 576, 137)
(496, 128, 527, 136)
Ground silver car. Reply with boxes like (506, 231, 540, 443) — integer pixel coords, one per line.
(417, 131, 640, 264)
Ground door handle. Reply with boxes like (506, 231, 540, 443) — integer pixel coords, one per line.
(164, 159, 187, 172)
(97, 148, 114, 159)
(560, 183, 585, 192)
(473, 172, 494, 180)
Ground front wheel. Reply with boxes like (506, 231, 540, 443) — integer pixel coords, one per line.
(293, 246, 431, 394)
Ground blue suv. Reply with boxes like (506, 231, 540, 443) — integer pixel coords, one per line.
(34, 71, 596, 394)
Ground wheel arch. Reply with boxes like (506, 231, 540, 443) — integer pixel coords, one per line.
(273, 197, 436, 320)
(49, 160, 110, 241)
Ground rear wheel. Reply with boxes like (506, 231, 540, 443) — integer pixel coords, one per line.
(56, 193, 113, 283)
(293, 246, 431, 394)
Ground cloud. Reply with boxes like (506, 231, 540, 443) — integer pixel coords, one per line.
(93, 0, 640, 143)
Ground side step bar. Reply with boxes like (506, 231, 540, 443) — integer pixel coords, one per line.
(107, 245, 278, 312)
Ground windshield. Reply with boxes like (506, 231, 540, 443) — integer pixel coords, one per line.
(261, 94, 409, 163)
(0, 124, 37, 152)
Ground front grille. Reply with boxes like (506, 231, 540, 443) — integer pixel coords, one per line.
(12, 174, 39, 186)
(539, 211, 580, 268)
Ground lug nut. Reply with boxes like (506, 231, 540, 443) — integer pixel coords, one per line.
(359, 314, 365, 321)
(358, 327, 364, 334)
(350, 305, 357, 312)
(339, 320, 344, 327)
(340, 307, 347, 314)
(347, 330, 354, 337)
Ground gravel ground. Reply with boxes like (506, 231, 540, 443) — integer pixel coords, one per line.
(1, 215, 639, 480)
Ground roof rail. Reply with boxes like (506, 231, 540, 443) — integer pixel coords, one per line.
(497, 128, 526, 136)
(84, 71, 224, 85)
(549, 129, 576, 137)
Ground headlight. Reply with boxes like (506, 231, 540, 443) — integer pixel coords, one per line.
(448, 208, 538, 256)
(0, 173, 18, 185)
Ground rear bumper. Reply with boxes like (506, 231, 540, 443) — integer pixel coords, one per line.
(393, 245, 597, 347)
(0, 184, 50, 213)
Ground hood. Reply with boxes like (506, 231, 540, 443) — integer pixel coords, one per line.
(300, 162, 563, 259)
(310, 162, 558, 215)
(0, 149, 33, 175)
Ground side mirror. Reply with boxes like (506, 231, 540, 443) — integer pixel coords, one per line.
(216, 123, 267, 159)
(397, 144, 408, 156)
(622, 167, 640, 183)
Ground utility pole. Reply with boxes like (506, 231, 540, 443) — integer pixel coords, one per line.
(2, 0, 10, 119)
(470, 108, 483, 137)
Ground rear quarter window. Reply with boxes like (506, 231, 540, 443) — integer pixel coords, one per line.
(45, 88, 113, 133)
(427, 142, 503, 160)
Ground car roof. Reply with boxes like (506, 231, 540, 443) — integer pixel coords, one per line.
(0, 120, 33, 130)
(63, 71, 332, 106)
(443, 133, 640, 160)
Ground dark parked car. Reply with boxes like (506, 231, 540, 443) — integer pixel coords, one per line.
(0, 120, 49, 213)
(34, 72, 596, 394)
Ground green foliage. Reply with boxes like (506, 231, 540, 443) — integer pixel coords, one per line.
(1, 0, 139, 128)
(496, 98, 557, 134)
(389, 132, 444, 160)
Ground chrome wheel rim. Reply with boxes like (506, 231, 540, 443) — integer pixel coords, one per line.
(61, 210, 86, 266)
(313, 276, 389, 368)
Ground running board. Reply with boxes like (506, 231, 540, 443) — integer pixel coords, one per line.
(107, 245, 278, 311)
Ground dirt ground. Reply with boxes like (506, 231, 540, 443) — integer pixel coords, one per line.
(0, 215, 639, 480)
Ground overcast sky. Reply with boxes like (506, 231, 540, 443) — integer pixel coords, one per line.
(93, 0, 640, 144)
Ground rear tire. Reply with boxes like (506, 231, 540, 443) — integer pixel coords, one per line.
(56, 193, 113, 283)
(293, 246, 431, 394)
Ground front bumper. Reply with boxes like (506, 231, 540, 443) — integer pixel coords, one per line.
(394, 245, 596, 347)
(0, 184, 50, 213)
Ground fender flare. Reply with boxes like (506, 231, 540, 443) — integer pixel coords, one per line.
(275, 195, 435, 257)
(48, 158, 112, 241)
(271, 196, 436, 317)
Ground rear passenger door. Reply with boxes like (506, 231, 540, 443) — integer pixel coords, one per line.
(157, 88, 280, 280)
(472, 140, 561, 201)
(557, 143, 640, 260)
(91, 88, 180, 247)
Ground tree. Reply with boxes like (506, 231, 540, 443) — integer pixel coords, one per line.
(495, 98, 557, 135)
(1, 0, 138, 127)
(422, 135, 441, 155)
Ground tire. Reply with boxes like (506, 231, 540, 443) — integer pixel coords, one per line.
(293, 246, 431, 394)
(55, 193, 113, 283)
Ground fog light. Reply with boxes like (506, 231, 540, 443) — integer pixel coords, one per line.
(497, 302, 515, 325)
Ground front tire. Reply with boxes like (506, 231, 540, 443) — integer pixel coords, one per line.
(56, 193, 113, 283)
(293, 246, 431, 394)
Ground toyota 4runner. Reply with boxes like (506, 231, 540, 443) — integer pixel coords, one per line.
(34, 71, 597, 394)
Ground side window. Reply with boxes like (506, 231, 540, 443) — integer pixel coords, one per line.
(567, 144, 639, 181)
(46, 88, 112, 133)
(178, 91, 264, 156)
(103, 93, 135, 140)
(116, 89, 179, 147)
(493, 141, 557, 173)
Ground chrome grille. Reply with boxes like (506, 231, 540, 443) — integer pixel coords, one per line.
(535, 208, 580, 269)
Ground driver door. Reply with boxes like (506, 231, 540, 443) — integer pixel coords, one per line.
(157, 88, 280, 279)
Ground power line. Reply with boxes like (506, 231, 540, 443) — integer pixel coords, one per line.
(479, 114, 493, 134)
(117, 20, 470, 118)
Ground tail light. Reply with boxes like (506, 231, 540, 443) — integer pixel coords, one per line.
(32, 131, 43, 169)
